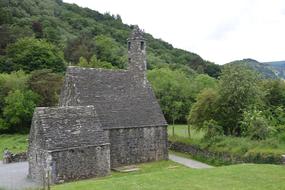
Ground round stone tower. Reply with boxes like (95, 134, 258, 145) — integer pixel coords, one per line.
(127, 26, 147, 85)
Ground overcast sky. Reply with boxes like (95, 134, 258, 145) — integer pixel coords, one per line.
(63, 0, 285, 64)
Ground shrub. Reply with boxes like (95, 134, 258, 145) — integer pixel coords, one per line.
(203, 120, 224, 139)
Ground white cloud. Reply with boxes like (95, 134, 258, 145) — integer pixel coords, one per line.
(63, 0, 285, 64)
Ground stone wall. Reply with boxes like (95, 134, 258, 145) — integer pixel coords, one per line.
(28, 148, 46, 183)
(50, 144, 110, 183)
(109, 126, 168, 168)
(11, 152, 27, 162)
(2, 152, 27, 164)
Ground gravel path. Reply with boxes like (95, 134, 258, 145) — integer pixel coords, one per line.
(0, 162, 38, 190)
(169, 154, 213, 169)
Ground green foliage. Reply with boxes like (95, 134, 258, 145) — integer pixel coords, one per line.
(216, 65, 263, 136)
(241, 109, 271, 140)
(227, 59, 278, 79)
(0, 71, 28, 113)
(148, 68, 194, 123)
(3, 90, 40, 132)
(78, 55, 114, 69)
(64, 34, 96, 64)
(189, 65, 267, 138)
(262, 79, 285, 107)
(169, 126, 285, 165)
(95, 35, 126, 69)
(0, 0, 220, 75)
(2, 37, 66, 73)
(27, 69, 63, 106)
(188, 88, 219, 127)
(203, 120, 224, 139)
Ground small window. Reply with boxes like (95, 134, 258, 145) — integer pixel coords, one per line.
(128, 42, 131, 50)
(140, 41, 144, 50)
(128, 58, 131, 63)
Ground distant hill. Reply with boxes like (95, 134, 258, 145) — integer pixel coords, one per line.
(263, 61, 285, 79)
(226, 59, 279, 79)
(0, 0, 221, 77)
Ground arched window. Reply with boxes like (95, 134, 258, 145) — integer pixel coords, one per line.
(140, 41, 144, 50)
(128, 42, 131, 50)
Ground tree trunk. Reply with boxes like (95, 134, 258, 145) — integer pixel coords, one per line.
(188, 125, 191, 138)
(172, 119, 175, 136)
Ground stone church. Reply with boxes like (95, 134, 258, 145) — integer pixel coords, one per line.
(28, 26, 168, 184)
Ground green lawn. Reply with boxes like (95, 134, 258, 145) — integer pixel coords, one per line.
(0, 134, 28, 155)
(168, 125, 204, 140)
(53, 160, 285, 190)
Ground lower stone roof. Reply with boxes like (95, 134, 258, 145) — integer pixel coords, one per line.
(31, 106, 108, 150)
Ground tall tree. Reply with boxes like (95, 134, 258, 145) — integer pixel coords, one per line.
(216, 65, 263, 136)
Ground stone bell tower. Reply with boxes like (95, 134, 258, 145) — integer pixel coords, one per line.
(127, 26, 147, 85)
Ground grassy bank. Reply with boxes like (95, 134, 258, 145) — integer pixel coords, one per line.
(53, 160, 285, 190)
(168, 125, 285, 165)
(0, 134, 28, 155)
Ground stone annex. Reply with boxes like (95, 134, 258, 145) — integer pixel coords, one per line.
(28, 26, 168, 184)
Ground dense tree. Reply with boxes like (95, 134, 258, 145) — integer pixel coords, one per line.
(95, 35, 126, 69)
(3, 38, 65, 73)
(64, 34, 96, 64)
(27, 69, 63, 107)
(32, 21, 43, 38)
(204, 62, 222, 78)
(191, 74, 217, 97)
(241, 109, 270, 140)
(0, 0, 220, 75)
(78, 55, 114, 69)
(262, 79, 285, 107)
(0, 71, 28, 114)
(148, 68, 194, 123)
(188, 88, 219, 127)
(189, 65, 265, 137)
(3, 90, 39, 132)
(216, 65, 263, 136)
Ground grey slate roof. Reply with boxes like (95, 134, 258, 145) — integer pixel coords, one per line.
(59, 67, 167, 129)
(32, 106, 108, 150)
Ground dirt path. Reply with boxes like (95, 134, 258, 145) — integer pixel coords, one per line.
(169, 154, 213, 169)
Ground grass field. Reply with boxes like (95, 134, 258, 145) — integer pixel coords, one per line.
(0, 134, 28, 155)
(53, 160, 285, 190)
(168, 124, 204, 139)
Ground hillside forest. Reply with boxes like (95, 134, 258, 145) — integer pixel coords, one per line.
(1, 0, 285, 145)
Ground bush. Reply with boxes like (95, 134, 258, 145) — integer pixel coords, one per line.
(203, 120, 223, 139)
(241, 109, 271, 140)
(248, 117, 270, 140)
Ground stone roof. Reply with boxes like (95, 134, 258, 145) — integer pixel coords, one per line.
(31, 106, 108, 150)
(128, 25, 144, 41)
(59, 67, 167, 129)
